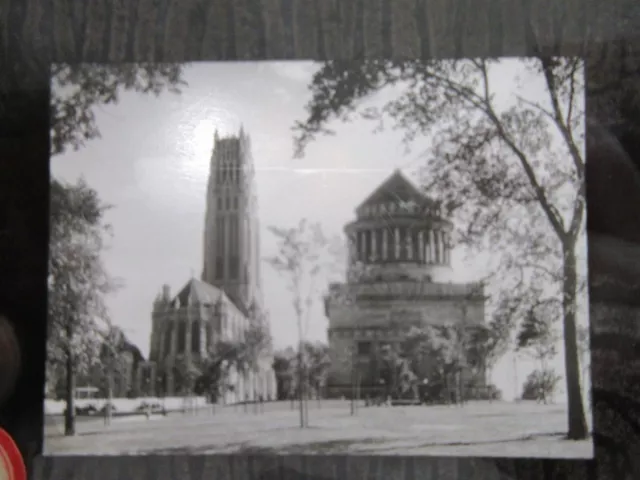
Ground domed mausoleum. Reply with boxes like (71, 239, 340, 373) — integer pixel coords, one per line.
(324, 170, 487, 398)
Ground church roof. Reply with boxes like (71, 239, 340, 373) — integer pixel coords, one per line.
(173, 278, 226, 306)
(356, 169, 433, 212)
(169, 277, 253, 317)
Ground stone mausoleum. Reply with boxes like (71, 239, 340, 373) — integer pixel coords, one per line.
(324, 170, 486, 398)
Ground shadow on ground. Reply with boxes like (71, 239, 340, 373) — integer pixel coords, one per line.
(147, 431, 579, 456)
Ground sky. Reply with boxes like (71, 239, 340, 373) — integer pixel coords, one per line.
(51, 60, 589, 402)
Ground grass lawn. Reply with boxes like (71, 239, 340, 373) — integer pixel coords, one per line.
(44, 400, 593, 458)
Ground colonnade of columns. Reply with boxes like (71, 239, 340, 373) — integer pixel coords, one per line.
(349, 226, 450, 265)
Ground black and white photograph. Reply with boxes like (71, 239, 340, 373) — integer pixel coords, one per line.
(45, 58, 592, 458)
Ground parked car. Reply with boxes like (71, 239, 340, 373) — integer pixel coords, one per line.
(136, 401, 164, 414)
(64, 404, 98, 416)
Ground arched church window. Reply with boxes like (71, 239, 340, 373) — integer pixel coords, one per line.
(230, 256, 239, 279)
(177, 321, 187, 354)
(205, 323, 213, 352)
(191, 321, 201, 354)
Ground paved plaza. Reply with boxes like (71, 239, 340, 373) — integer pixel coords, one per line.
(45, 401, 593, 458)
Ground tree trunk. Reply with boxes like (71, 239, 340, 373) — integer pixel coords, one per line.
(104, 370, 113, 426)
(64, 349, 75, 436)
(562, 243, 588, 440)
(297, 348, 305, 428)
(303, 375, 309, 426)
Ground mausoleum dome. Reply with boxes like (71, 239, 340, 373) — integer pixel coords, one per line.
(344, 170, 454, 284)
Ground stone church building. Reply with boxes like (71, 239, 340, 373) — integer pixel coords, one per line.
(324, 170, 487, 398)
(148, 128, 276, 403)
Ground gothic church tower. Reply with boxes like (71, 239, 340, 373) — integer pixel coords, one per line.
(202, 128, 263, 313)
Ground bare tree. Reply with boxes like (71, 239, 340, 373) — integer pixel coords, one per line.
(265, 219, 333, 428)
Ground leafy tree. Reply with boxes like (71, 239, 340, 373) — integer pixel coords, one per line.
(172, 355, 202, 397)
(377, 343, 418, 401)
(516, 299, 561, 373)
(194, 342, 242, 403)
(265, 219, 335, 428)
(51, 64, 186, 156)
(469, 291, 521, 385)
(293, 58, 588, 439)
(94, 325, 132, 415)
(302, 341, 331, 400)
(240, 304, 274, 411)
(402, 324, 470, 404)
(522, 368, 563, 404)
(194, 315, 272, 407)
(272, 348, 297, 401)
(48, 178, 118, 436)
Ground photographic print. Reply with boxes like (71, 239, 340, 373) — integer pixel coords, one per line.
(45, 58, 592, 459)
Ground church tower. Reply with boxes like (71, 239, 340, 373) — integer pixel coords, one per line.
(202, 127, 263, 313)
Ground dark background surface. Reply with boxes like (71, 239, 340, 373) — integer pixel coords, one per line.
(1, 0, 640, 478)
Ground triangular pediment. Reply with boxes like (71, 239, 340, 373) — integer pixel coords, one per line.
(356, 170, 428, 212)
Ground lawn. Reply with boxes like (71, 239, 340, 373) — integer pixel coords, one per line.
(44, 400, 593, 458)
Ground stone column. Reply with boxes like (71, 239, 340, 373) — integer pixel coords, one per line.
(394, 227, 400, 260)
(348, 233, 356, 264)
(443, 232, 449, 264)
(418, 230, 425, 263)
(433, 230, 438, 263)
(424, 230, 429, 263)
(407, 228, 414, 260)
(429, 229, 435, 264)
(382, 229, 388, 260)
(371, 229, 377, 261)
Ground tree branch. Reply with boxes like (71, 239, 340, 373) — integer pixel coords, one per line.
(476, 59, 567, 238)
(538, 57, 585, 181)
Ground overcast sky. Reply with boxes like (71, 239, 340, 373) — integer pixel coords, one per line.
(52, 60, 589, 402)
